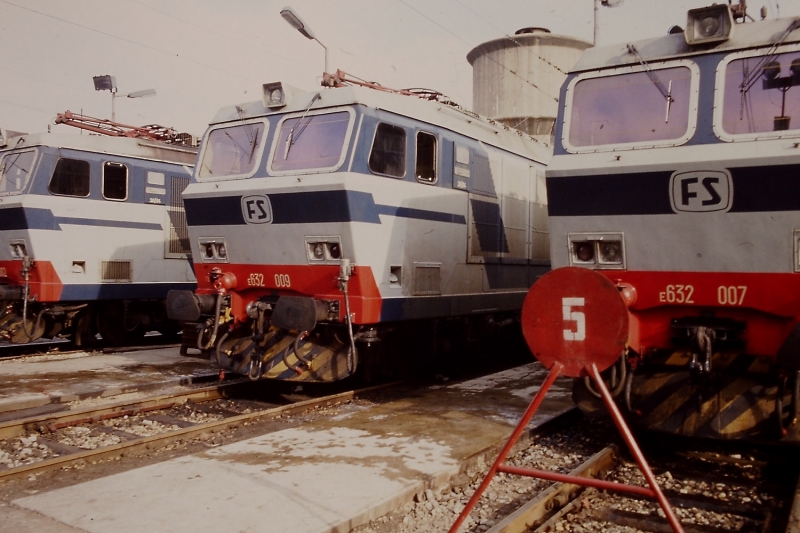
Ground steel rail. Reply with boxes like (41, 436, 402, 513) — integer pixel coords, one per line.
(486, 445, 618, 533)
(0, 385, 382, 483)
(0, 379, 250, 440)
(0, 385, 378, 481)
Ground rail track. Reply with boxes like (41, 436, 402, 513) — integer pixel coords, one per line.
(0, 379, 384, 483)
(0, 336, 181, 361)
(352, 411, 800, 533)
(480, 435, 800, 533)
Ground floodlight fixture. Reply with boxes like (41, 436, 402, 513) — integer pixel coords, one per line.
(93, 75, 117, 93)
(92, 75, 156, 121)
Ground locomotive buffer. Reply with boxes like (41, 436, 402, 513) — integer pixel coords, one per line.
(450, 267, 684, 533)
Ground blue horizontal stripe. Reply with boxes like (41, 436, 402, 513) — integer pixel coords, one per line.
(185, 190, 466, 227)
(375, 204, 466, 224)
(548, 164, 800, 217)
(0, 207, 162, 231)
(59, 282, 196, 301)
(54, 216, 162, 231)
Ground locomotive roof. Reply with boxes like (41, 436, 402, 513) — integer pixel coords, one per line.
(0, 132, 197, 166)
(210, 85, 552, 164)
(572, 16, 800, 73)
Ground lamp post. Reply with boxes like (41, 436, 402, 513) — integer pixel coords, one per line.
(280, 7, 328, 75)
(594, 0, 624, 45)
(92, 75, 156, 122)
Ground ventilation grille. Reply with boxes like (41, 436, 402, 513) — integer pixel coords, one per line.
(413, 263, 441, 295)
(101, 260, 132, 282)
(167, 176, 191, 255)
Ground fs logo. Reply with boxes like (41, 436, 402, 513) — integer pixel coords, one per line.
(669, 170, 732, 213)
(241, 194, 273, 224)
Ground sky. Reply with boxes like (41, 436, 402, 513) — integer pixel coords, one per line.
(2, 0, 799, 137)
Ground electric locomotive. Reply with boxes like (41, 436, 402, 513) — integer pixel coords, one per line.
(0, 116, 196, 345)
(168, 73, 551, 382)
(547, 3, 800, 441)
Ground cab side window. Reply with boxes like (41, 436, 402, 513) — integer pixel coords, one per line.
(369, 123, 406, 178)
(102, 162, 128, 201)
(49, 158, 90, 197)
(416, 131, 436, 183)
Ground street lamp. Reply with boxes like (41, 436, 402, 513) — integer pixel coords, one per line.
(594, 0, 624, 45)
(280, 6, 328, 75)
(93, 75, 156, 122)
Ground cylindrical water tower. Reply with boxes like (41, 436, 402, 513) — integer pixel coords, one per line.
(467, 28, 590, 142)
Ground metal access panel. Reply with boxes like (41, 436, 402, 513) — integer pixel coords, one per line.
(165, 176, 191, 258)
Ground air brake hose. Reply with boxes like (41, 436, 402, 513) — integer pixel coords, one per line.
(20, 256, 44, 341)
(584, 355, 627, 399)
(215, 331, 230, 371)
(282, 331, 312, 375)
(624, 371, 635, 413)
(339, 260, 358, 375)
(197, 293, 223, 350)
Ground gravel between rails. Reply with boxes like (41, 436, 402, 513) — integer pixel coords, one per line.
(354, 415, 797, 533)
(354, 415, 618, 533)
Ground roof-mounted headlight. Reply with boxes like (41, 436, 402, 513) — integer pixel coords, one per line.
(263, 82, 287, 109)
(262, 81, 303, 109)
(685, 4, 734, 46)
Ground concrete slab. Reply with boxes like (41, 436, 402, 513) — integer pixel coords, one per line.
(0, 348, 213, 413)
(12, 363, 573, 533)
(0, 501, 86, 533)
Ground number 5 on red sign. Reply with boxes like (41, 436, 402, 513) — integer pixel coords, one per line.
(562, 297, 585, 341)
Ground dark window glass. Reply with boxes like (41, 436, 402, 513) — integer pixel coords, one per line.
(416, 131, 437, 183)
(103, 162, 127, 200)
(369, 123, 406, 177)
(568, 66, 692, 147)
(722, 51, 800, 135)
(272, 111, 351, 171)
(49, 158, 90, 197)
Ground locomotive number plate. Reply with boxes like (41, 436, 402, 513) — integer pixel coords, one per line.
(659, 284, 694, 304)
(717, 285, 746, 305)
(247, 273, 264, 287)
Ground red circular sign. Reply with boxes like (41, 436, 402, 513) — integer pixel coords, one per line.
(521, 267, 629, 378)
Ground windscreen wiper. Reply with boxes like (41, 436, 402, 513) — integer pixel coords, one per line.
(627, 44, 675, 123)
(284, 92, 321, 159)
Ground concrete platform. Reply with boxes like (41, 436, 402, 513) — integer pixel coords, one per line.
(8, 363, 573, 533)
(0, 348, 214, 415)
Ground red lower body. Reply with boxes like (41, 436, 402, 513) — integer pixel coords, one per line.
(193, 263, 382, 325)
(0, 260, 62, 301)
(600, 270, 800, 358)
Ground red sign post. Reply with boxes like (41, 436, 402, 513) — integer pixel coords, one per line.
(449, 267, 684, 533)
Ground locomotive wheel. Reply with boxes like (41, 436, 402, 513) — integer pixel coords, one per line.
(73, 308, 98, 347)
(96, 301, 146, 346)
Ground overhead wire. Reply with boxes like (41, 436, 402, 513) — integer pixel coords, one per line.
(451, 0, 567, 75)
(0, 97, 55, 117)
(0, 0, 263, 84)
(394, 0, 558, 103)
(126, 0, 318, 76)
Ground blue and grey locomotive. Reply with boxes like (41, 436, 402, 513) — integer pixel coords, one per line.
(0, 116, 196, 345)
(547, 3, 800, 441)
(168, 73, 551, 382)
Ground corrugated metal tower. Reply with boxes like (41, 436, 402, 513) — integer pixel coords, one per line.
(467, 28, 590, 143)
